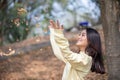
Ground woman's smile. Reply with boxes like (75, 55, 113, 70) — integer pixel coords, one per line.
(76, 30, 88, 51)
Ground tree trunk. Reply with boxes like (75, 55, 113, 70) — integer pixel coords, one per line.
(100, 0, 120, 80)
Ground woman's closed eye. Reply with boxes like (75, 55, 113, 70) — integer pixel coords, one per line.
(79, 33, 86, 37)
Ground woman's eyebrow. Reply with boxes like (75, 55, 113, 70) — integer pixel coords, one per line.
(81, 32, 86, 35)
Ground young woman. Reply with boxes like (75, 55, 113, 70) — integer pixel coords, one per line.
(49, 20, 105, 80)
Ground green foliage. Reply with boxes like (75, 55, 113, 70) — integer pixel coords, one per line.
(0, 0, 100, 46)
(0, 3, 31, 45)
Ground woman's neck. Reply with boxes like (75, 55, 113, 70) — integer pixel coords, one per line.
(80, 50, 85, 53)
(80, 48, 86, 52)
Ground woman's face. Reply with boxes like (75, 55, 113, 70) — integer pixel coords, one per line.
(76, 29, 88, 50)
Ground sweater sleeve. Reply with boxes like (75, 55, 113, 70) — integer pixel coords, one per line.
(53, 29, 92, 66)
(50, 28, 67, 63)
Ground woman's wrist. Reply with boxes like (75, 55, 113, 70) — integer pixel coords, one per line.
(54, 29, 64, 34)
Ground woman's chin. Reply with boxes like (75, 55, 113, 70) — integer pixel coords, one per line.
(76, 43, 85, 48)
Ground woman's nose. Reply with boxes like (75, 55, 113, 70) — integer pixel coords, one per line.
(79, 34, 82, 38)
(78, 35, 81, 39)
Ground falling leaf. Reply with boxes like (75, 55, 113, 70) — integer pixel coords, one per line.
(36, 39, 40, 42)
(9, 48, 12, 51)
(17, 8, 27, 15)
(0, 49, 15, 56)
(13, 18, 20, 26)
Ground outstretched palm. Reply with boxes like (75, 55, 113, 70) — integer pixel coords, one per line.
(49, 20, 64, 30)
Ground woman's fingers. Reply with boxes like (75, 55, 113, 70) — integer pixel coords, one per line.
(57, 20, 60, 28)
(50, 20, 57, 29)
(49, 20, 63, 29)
(57, 20, 63, 29)
(61, 25, 64, 29)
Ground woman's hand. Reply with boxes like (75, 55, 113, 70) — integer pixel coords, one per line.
(49, 20, 64, 30)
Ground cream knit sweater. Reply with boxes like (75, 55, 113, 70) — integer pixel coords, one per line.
(50, 28, 92, 80)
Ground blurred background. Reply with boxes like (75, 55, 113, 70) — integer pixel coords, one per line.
(0, 0, 109, 80)
(0, 0, 101, 45)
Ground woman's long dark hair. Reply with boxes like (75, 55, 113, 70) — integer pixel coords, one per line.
(84, 27, 105, 74)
